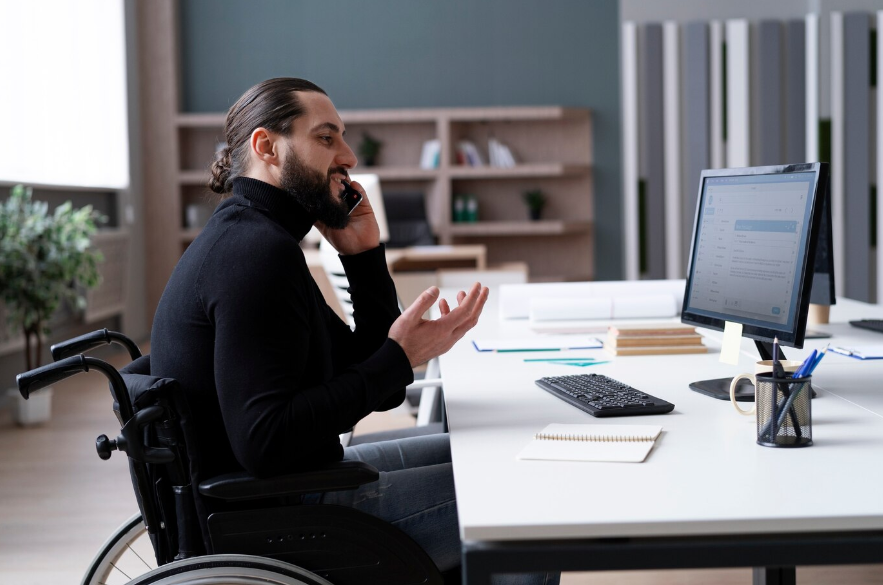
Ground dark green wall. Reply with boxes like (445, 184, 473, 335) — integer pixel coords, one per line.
(179, 0, 623, 279)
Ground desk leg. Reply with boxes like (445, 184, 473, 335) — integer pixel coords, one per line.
(753, 566, 796, 585)
(462, 546, 493, 585)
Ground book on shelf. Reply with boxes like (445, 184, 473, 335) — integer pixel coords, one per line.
(488, 137, 516, 168)
(456, 140, 484, 166)
(419, 139, 440, 169)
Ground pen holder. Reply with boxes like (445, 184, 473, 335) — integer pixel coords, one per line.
(754, 374, 813, 448)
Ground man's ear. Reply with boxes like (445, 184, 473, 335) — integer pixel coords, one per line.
(250, 127, 281, 166)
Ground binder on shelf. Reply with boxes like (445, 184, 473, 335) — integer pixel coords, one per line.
(517, 423, 663, 463)
(419, 139, 441, 169)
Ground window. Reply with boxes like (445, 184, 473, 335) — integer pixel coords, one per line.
(0, 0, 129, 189)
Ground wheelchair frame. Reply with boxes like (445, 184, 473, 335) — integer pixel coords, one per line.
(17, 329, 447, 585)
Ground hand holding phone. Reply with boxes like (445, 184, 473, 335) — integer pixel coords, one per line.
(340, 180, 362, 215)
(319, 179, 379, 255)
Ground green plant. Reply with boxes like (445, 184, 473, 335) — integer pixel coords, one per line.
(357, 132, 382, 166)
(522, 189, 547, 211)
(0, 185, 104, 370)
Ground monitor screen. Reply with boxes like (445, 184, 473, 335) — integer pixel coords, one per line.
(681, 163, 828, 348)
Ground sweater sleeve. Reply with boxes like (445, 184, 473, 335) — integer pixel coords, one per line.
(201, 236, 412, 477)
(325, 244, 411, 411)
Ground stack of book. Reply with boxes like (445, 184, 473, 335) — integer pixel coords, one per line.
(604, 324, 707, 356)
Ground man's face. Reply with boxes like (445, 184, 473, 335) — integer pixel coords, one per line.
(279, 92, 357, 229)
(280, 145, 350, 229)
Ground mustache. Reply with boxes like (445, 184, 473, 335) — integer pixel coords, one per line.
(328, 167, 349, 181)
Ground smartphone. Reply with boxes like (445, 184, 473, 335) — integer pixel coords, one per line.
(340, 180, 362, 215)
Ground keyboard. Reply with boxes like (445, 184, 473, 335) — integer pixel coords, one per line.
(849, 319, 883, 334)
(535, 374, 675, 418)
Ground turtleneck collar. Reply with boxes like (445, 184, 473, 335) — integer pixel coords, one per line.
(232, 177, 315, 241)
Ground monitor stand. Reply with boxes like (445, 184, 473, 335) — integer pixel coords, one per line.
(689, 340, 816, 402)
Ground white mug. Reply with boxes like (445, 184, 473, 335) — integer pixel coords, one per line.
(729, 360, 802, 415)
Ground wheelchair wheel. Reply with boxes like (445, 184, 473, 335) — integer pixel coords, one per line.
(125, 554, 333, 584)
(81, 512, 154, 585)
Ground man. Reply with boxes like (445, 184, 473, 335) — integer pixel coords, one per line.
(151, 78, 555, 584)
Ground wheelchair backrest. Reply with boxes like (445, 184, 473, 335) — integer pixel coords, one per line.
(118, 355, 207, 563)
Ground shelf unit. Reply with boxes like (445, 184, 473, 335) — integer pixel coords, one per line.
(137, 2, 593, 319)
(171, 106, 593, 281)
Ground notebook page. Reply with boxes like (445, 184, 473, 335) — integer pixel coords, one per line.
(517, 424, 663, 463)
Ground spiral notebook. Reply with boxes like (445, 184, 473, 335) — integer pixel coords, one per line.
(517, 423, 663, 463)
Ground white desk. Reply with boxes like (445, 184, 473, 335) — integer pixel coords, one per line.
(438, 290, 883, 583)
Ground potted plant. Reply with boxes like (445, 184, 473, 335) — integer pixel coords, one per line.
(357, 132, 383, 166)
(0, 185, 103, 425)
(522, 189, 547, 221)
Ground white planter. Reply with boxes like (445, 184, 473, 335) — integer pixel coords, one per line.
(8, 386, 53, 426)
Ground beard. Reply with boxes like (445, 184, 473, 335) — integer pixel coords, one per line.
(279, 147, 350, 230)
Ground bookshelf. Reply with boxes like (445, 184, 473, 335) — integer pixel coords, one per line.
(137, 1, 594, 321)
(170, 106, 593, 281)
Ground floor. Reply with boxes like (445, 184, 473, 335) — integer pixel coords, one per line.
(0, 346, 880, 584)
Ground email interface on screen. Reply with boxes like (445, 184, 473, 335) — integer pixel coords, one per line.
(685, 172, 816, 332)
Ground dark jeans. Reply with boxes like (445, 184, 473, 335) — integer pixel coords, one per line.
(315, 430, 560, 585)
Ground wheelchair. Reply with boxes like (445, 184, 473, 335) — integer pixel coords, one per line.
(16, 329, 452, 585)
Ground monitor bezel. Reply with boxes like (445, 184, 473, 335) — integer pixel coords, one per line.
(680, 163, 829, 349)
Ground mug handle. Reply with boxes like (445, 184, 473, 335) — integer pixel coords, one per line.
(729, 373, 756, 415)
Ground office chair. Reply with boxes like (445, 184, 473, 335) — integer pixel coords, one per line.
(382, 192, 435, 248)
(16, 329, 451, 585)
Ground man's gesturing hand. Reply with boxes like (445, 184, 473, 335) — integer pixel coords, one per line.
(389, 283, 490, 367)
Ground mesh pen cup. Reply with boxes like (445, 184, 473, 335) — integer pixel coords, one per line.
(754, 374, 813, 448)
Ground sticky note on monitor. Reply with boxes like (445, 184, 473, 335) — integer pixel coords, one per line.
(719, 321, 743, 365)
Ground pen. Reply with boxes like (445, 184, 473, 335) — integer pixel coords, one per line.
(793, 349, 817, 378)
(771, 378, 811, 438)
(770, 336, 802, 440)
(807, 344, 829, 375)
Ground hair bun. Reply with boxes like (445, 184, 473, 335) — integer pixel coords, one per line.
(209, 146, 233, 194)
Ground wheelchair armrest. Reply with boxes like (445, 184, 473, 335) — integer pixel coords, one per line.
(198, 460, 379, 501)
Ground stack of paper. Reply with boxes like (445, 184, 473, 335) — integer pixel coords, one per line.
(473, 335, 603, 353)
(604, 324, 707, 356)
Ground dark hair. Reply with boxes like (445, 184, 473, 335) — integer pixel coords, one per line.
(209, 77, 327, 194)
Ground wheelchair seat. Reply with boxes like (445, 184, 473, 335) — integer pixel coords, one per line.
(17, 329, 451, 585)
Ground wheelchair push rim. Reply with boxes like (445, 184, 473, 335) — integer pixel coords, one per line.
(123, 554, 334, 585)
(81, 512, 153, 585)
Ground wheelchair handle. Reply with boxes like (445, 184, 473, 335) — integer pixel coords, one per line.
(16, 355, 89, 399)
(51, 328, 143, 361)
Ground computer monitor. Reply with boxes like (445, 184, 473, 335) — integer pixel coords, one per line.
(681, 163, 829, 401)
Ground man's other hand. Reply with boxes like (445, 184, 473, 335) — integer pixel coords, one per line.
(317, 179, 381, 255)
(389, 283, 490, 367)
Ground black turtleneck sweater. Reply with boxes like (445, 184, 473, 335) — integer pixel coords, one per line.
(150, 177, 413, 480)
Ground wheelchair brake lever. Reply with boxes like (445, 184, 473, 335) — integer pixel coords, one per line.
(97, 406, 175, 464)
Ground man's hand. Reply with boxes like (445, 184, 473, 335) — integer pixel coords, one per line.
(389, 283, 490, 367)
(317, 179, 381, 255)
